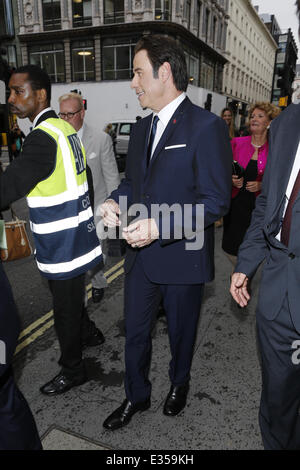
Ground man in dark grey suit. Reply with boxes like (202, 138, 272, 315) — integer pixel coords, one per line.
(230, 0, 300, 450)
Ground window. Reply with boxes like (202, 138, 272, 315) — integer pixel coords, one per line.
(195, 1, 202, 37)
(71, 40, 95, 81)
(42, 0, 61, 31)
(6, 45, 17, 69)
(203, 8, 210, 42)
(155, 0, 172, 21)
(29, 43, 65, 82)
(72, 0, 92, 27)
(0, 0, 14, 37)
(211, 16, 217, 45)
(217, 21, 223, 48)
(104, 0, 124, 24)
(188, 55, 199, 86)
(183, 0, 191, 29)
(201, 60, 214, 90)
(102, 37, 136, 80)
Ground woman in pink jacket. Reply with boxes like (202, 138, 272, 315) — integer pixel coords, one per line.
(222, 102, 281, 266)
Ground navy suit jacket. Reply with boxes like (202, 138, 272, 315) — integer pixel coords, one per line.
(110, 97, 232, 284)
(235, 103, 300, 332)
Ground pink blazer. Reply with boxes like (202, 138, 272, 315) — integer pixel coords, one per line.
(231, 135, 268, 198)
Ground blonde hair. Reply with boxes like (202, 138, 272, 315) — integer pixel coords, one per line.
(248, 101, 281, 125)
(58, 92, 84, 109)
(221, 107, 236, 140)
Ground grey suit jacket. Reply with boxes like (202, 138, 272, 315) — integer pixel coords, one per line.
(81, 123, 120, 225)
(235, 103, 300, 331)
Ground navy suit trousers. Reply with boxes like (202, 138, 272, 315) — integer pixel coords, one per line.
(0, 368, 42, 450)
(0, 263, 41, 450)
(257, 295, 300, 450)
(124, 253, 203, 403)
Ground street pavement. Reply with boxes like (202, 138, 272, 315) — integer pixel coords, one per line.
(1, 149, 264, 451)
(13, 229, 263, 451)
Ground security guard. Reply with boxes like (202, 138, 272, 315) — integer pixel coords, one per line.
(1, 65, 103, 395)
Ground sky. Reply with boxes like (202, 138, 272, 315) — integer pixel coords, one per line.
(251, 0, 300, 61)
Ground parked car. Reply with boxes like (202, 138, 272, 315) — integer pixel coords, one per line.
(105, 120, 136, 172)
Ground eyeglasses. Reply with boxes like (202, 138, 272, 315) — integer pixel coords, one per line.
(58, 109, 82, 119)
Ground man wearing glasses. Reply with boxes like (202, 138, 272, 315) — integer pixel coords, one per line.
(58, 92, 120, 306)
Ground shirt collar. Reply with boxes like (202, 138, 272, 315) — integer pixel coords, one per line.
(77, 123, 84, 139)
(32, 107, 52, 128)
(156, 92, 186, 127)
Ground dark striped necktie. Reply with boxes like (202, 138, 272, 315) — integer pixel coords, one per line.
(147, 115, 159, 167)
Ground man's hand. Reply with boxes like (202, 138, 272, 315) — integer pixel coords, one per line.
(230, 272, 250, 307)
(100, 199, 121, 227)
(122, 218, 159, 248)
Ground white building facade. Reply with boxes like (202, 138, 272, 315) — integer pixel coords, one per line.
(223, 0, 277, 124)
(12, 0, 232, 133)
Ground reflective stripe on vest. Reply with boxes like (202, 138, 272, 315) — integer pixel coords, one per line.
(35, 246, 102, 276)
(27, 118, 102, 279)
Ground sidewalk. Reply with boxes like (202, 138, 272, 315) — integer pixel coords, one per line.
(13, 227, 264, 451)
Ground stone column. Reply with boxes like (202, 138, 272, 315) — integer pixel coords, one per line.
(33, 0, 40, 32)
(18, 0, 26, 33)
(64, 38, 72, 83)
(94, 35, 101, 81)
(62, 0, 70, 29)
(93, 0, 101, 26)
(21, 44, 29, 66)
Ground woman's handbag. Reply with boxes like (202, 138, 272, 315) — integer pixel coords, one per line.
(0, 208, 33, 262)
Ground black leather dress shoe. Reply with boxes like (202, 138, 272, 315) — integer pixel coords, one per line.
(40, 373, 87, 396)
(82, 328, 105, 348)
(163, 383, 189, 416)
(103, 398, 151, 430)
(92, 287, 104, 303)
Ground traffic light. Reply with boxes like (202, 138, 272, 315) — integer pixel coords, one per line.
(204, 93, 212, 111)
(70, 88, 87, 109)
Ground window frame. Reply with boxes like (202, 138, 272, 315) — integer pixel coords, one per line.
(71, 40, 95, 82)
(29, 42, 65, 83)
(42, 0, 62, 31)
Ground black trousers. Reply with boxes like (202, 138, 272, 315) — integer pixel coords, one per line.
(257, 295, 300, 450)
(48, 273, 98, 379)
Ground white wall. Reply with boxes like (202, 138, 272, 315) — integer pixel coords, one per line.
(18, 81, 227, 135)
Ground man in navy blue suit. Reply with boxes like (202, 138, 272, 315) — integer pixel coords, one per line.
(101, 35, 232, 430)
(230, 0, 300, 450)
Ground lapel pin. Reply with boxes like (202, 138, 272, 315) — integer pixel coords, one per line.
(173, 119, 177, 124)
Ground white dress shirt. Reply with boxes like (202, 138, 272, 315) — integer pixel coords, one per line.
(150, 92, 186, 158)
